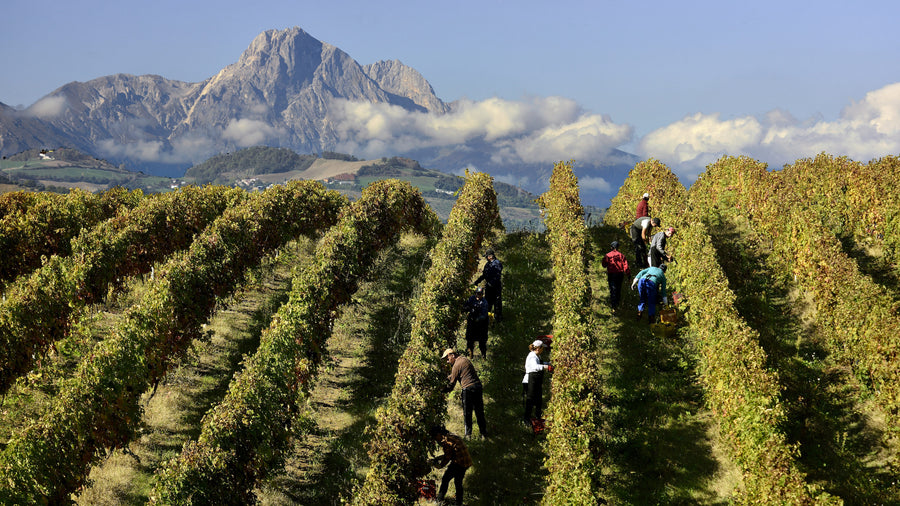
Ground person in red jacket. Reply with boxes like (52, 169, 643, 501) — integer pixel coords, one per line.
(601, 240, 631, 309)
(636, 192, 651, 219)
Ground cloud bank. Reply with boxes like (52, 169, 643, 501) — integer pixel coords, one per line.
(638, 82, 900, 180)
(328, 96, 633, 164)
(26, 96, 68, 118)
(85, 80, 900, 190)
(328, 82, 900, 184)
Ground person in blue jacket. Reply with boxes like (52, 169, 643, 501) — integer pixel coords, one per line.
(463, 286, 490, 358)
(631, 264, 668, 323)
(473, 249, 503, 323)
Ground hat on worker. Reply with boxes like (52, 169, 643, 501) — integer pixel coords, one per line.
(610, 240, 620, 249)
(532, 340, 545, 348)
(485, 249, 495, 257)
(642, 193, 650, 199)
(441, 348, 456, 359)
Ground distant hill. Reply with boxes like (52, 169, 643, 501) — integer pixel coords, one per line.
(182, 147, 548, 227)
(185, 146, 318, 184)
(0, 148, 172, 193)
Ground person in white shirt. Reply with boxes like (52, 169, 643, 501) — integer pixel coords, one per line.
(522, 339, 551, 424)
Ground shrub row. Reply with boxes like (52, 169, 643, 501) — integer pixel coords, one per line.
(0, 187, 142, 286)
(777, 153, 900, 267)
(670, 216, 836, 504)
(695, 155, 900, 433)
(613, 159, 836, 503)
(149, 180, 440, 504)
(0, 185, 245, 394)
(603, 158, 687, 230)
(536, 161, 610, 504)
(672, 174, 837, 503)
(354, 171, 502, 504)
(0, 181, 347, 504)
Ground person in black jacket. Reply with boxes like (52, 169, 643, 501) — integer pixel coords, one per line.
(473, 249, 503, 323)
(463, 286, 490, 358)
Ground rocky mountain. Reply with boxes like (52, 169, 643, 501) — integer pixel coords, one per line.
(0, 26, 636, 206)
(362, 60, 450, 114)
(0, 28, 446, 165)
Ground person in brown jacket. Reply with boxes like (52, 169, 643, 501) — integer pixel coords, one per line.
(443, 348, 488, 438)
(429, 425, 473, 506)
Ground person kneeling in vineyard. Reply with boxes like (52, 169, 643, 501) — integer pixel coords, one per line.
(631, 264, 668, 324)
(429, 425, 473, 506)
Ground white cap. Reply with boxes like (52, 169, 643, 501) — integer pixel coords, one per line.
(532, 340, 545, 348)
(642, 193, 650, 198)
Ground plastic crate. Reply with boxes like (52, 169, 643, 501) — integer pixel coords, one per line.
(659, 307, 677, 324)
(416, 479, 436, 499)
(530, 417, 549, 435)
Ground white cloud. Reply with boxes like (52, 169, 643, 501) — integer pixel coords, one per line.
(97, 138, 165, 161)
(97, 133, 217, 164)
(329, 96, 633, 163)
(26, 95, 67, 118)
(503, 114, 632, 163)
(222, 118, 283, 147)
(638, 113, 764, 164)
(579, 176, 612, 192)
(638, 82, 900, 179)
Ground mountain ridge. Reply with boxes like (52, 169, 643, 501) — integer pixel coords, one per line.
(0, 26, 636, 206)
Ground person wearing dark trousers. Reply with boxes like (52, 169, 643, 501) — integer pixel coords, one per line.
(463, 286, 490, 358)
(443, 348, 488, 438)
(632, 264, 668, 323)
(474, 249, 503, 323)
(629, 217, 659, 269)
(649, 226, 676, 267)
(429, 425, 472, 506)
(601, 240, 631, 310)
(522, 340, 551, 424)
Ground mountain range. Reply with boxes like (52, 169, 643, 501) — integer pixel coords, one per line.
(0, 27, 637, 207)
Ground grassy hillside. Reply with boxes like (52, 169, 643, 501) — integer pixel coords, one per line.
(1, 148, 171, 192)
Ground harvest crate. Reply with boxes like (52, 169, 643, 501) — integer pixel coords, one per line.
(659, 307, 677, 324)
(530, 417, 549, 435)
(416, 479, 436, 499)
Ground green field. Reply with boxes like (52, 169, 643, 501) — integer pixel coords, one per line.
(6, 166, 132, 183)
(357, 175, 441, 193)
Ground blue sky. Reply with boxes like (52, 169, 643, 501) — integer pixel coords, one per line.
(3, 0, 900, 181)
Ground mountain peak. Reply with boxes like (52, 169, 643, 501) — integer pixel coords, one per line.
(364, 60, 449, 114)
